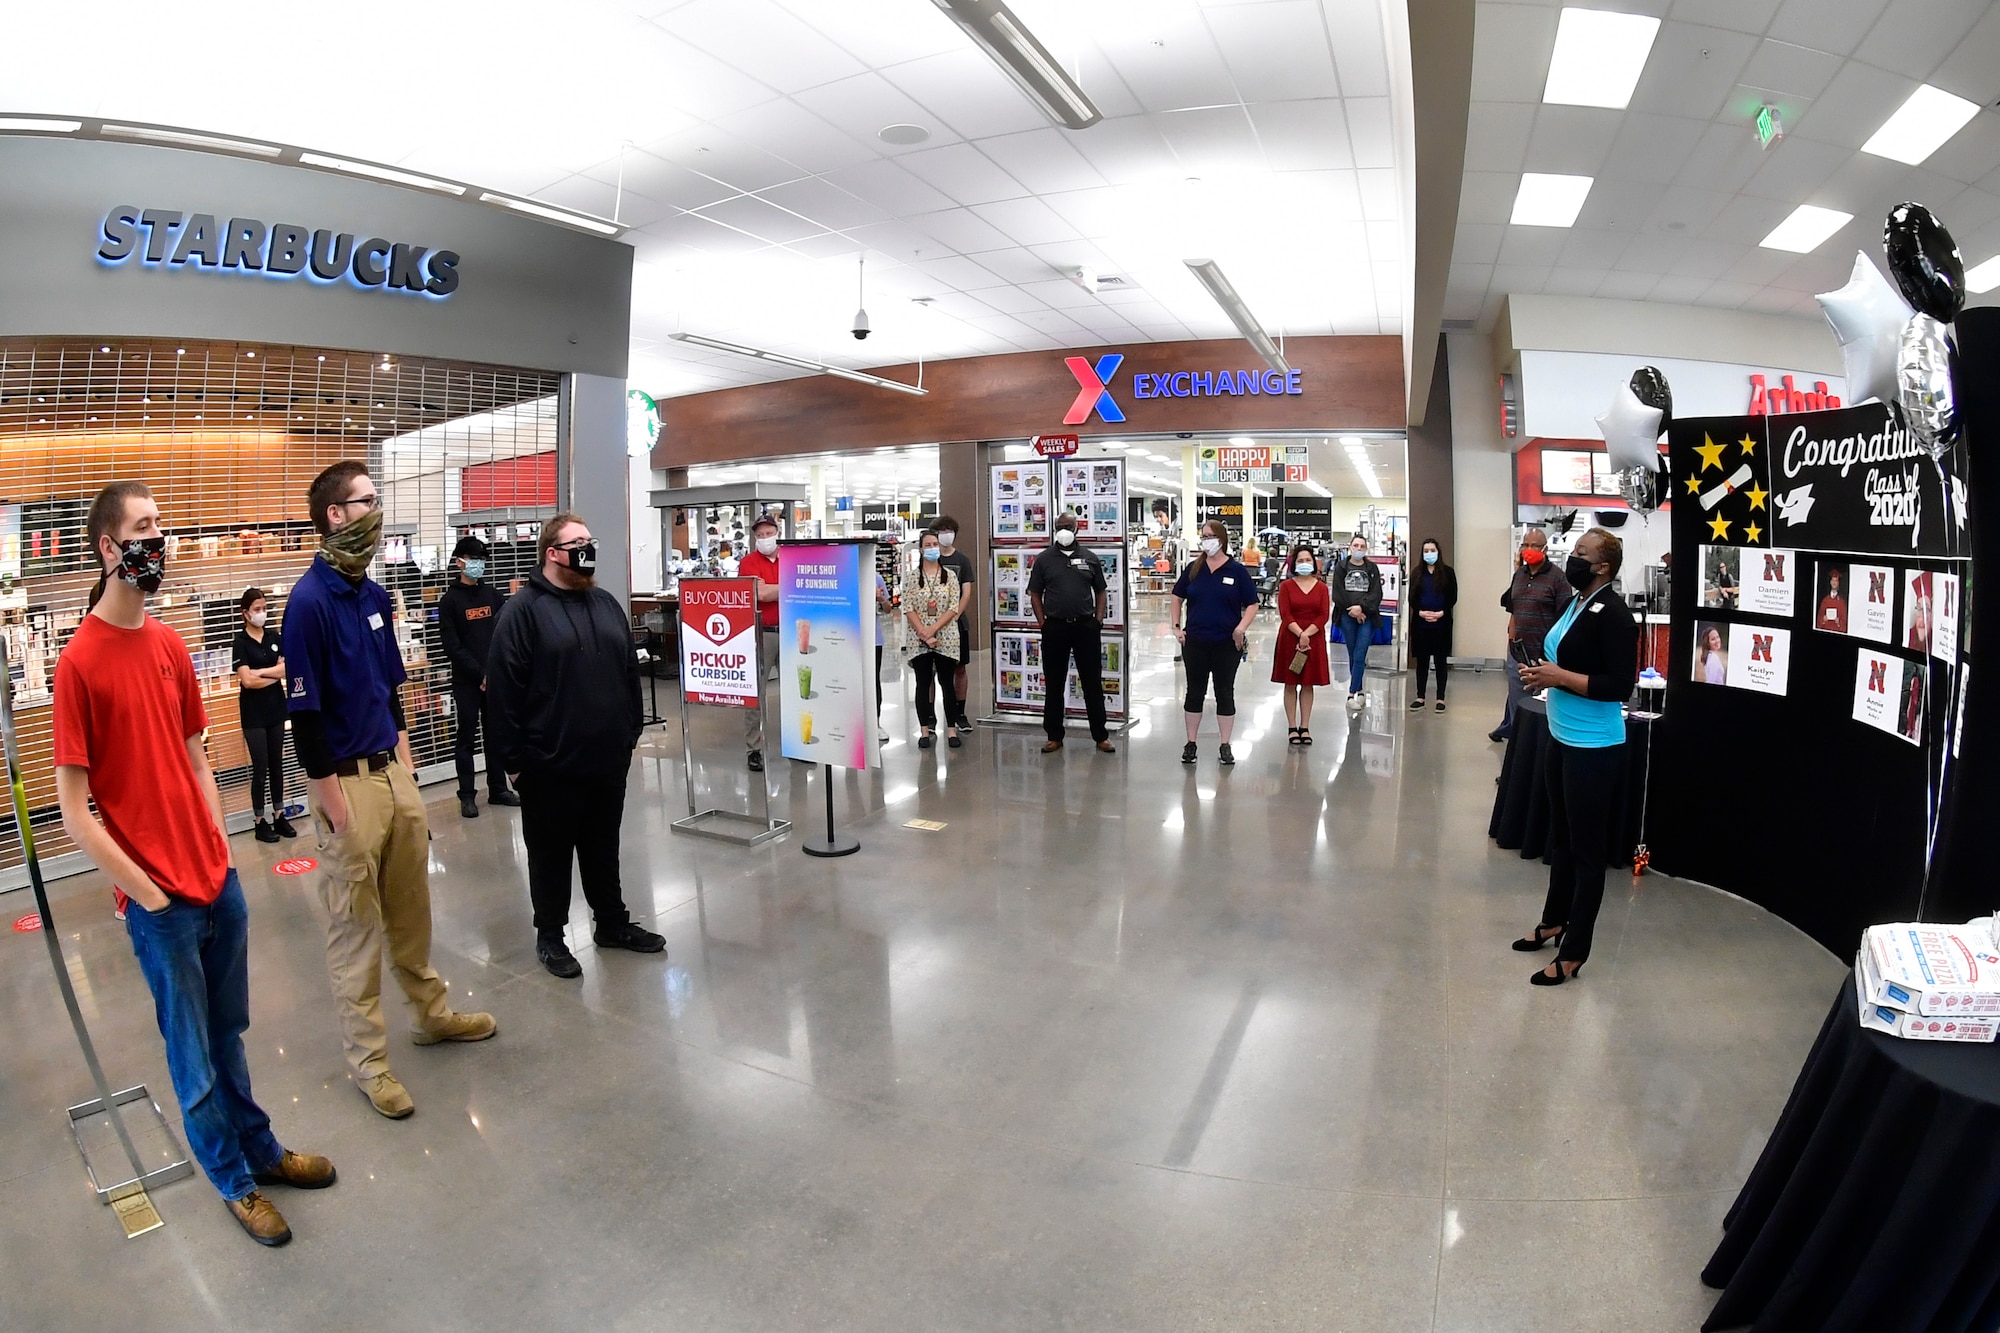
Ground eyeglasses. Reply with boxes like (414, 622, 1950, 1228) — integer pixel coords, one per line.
(555, 537, 594, 550)
(337, 493, 381, 512)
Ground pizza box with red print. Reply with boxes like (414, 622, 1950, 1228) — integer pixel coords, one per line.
(1859, 919, 2000, 1019)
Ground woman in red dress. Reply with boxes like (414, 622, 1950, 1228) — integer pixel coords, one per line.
(1273, 542, 1332, 744)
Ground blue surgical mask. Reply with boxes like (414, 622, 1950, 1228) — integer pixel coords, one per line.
(461, 558, 485, 581)
(1423, 551, 1438, 565)
(923, 548, 940, 562)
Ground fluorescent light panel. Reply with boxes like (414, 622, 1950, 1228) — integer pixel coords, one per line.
(1759, 204, 1853, 253)
(1966, 255, 2000, 295)
(478, 192, 620, 236)
(669, 331, 926, 396)
(1542, 8, 1660, 109)
(1184, 260, 1291, 373)
(1862, 84, 1981, 166)
(1510, 173, 1593, 228)
(301, 152, 465, 195)
(930, 0, 1101, 130)
(102, 123, 280, 156)
(0, 116, 80, 132)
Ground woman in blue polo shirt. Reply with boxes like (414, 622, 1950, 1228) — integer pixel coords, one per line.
(1511, 528, 1637, 986)
(1170, 520, 1261, 766)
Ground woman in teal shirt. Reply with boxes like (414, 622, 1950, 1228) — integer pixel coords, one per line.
(1510, 528, 1637, 986)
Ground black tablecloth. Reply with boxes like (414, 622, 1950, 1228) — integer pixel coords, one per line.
(1485, 696, 1648, 866)
(1701, 972, 2000, 1332)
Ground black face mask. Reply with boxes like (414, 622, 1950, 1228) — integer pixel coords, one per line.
(1564, 555, 1597, 591)
(563, 541, 599, 574)
(111, 536, 168, 593)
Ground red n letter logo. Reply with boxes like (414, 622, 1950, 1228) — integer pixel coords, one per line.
(1869, 661, 1888, 693)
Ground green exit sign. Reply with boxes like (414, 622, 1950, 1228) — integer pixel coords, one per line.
(1756, 105, 1783, 150)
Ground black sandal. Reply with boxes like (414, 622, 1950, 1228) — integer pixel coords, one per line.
(1299, 728, 1312, 745)
(1287, 727, 1304, 746)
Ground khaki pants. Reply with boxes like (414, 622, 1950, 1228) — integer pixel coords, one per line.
(311, 763, 452, 1079)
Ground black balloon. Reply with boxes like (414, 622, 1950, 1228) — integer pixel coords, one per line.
(1628, 365, 1673, 438)
(1884, 202, 1965, 322)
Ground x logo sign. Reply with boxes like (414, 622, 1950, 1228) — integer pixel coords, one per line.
(1062, 353, 1126, 425)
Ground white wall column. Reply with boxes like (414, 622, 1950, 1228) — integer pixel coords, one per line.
(808, 463, 827, 536)
(1181, 445, 1198, 548)
(559, 371, 631, 608)
(1446, 332, 1512, 662)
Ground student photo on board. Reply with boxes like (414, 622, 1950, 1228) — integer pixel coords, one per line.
(1694, 621, 1728, 685)
(1817, 563, 1848, 634)
(1905, 571, 1933, 656)
(1702, 547, 1740, 610)
(1898, 661, 1925, 743)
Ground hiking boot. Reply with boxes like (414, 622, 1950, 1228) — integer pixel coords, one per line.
(226, 1191, 292, 1246)
(253, 1150, 337, 1190)
(359, 1072, 414, 1119)
(411, 1011, 497, 1045)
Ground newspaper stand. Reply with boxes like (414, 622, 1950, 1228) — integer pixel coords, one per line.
(669, 579, 790, 846)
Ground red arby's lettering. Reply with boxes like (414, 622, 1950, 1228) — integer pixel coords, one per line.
(1749, 374, 1841, 416)
(274, 858, 318, 876)
(12, 913, 41, 933)
(1032, 434, 1081, 457)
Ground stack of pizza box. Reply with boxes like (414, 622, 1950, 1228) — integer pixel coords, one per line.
(1856, 918, 2000, 1042)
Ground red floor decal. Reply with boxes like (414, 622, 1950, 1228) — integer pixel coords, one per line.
(13, 913, 42, 933)
(274, 858, 317, 876)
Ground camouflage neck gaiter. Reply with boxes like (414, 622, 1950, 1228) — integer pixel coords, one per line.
(320, 507, 383, 579)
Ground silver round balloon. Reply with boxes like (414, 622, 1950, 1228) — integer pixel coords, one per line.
(1617, 463, 1660, 514)
(1896, 312, 1957, 458)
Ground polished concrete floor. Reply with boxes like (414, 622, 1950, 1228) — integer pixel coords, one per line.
(0, 605, 1845, 1331)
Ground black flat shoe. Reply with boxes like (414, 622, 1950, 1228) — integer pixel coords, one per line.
(1435, 700, 1447, 713)
(747, 750, 764, 772)
(1409, 697, 1426, 711)
(918, 731, 934, 749)
(947, 729, 962, 748)
(255, 820, 280, 844)
(273, 816, 299, 839)
(1512, 924, 1564, 952)
(1530, 960, 1583, 986)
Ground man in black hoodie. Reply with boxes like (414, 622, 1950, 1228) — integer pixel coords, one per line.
(437, 535, 517, 819)
(485, 513, 666, 979)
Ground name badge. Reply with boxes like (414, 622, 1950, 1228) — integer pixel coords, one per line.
(368, 612, 385, 630)
(1070, 558, 1085, 569)
(1223, 577, 1235, 585)
(1588, 602, 1603, 614)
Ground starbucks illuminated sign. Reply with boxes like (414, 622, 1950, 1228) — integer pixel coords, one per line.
(627, 389, 661, 459)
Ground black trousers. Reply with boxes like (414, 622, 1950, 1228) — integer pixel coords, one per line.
(910, 651, 960, 729)
(1041, 616, 1108, 741)
(1414, 648, 1449, 698)
(452, 682, 512, 799)
(1182, 637, 1242, 716)
(875, 645, 883, 719)
(242, 721, 287, 819)
(521, 770, 630, 936)
(1539, 738, 1626, 963)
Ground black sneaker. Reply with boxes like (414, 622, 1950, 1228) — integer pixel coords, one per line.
(459, 796, 480, 819)
(1218, 743, 1236, 765)
(254, 819, 280, 844)
(1181, 741, 1198, 765)
(1409, 697, 1426, 711)
(748, 750, 764, 772)
(488, 790, 521, 807)
(273, 816, 299, 839)
(537, 935, 583, 979)
(594, 922, 666, 954)
(1488, 727, 1508, 742)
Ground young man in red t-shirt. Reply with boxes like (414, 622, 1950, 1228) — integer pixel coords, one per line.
(54, 481, 335, 1247)
(737, 513, 783, 771)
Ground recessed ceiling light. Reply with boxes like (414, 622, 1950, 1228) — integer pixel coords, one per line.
(98, 345, 109, 353)
(1760, 204, 1853, 253)
(1510, 173, 1593, 228)
(1862, 84, 1981, 166)
(1966, 255, 2000, 294)
(879, 124, 931, 145)
(1542, 8, 1660, 110)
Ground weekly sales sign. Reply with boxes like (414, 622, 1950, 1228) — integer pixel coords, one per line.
(678, 578, 760, 708)
(777, 541, 877, 770)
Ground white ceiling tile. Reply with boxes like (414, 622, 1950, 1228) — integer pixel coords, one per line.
(1067, 115, 1181, 185)
(1206, 1, 1340, 102)
(713, 98, 880, 177)
(1454, 223, 1506, 265)
(1666, 237, 1743, 279)
(1741, 287, 1804, 314)
(1673, 121, 1778, 195)
(1490, 263, 1556, 298)
(883, 48, 1052, 140)
(668, 0, 866, 93)
(792, 73, 959, 153)
(1464, 102, 1536, 173)
(784, 232, 867, 260)
(1525, 105, 1624, 176)
(1249, 100, 1357, 171)
(909, 254, 1012, 293)
(639, 126, 811, 193)
(1697, 279, 1762, 307)
(1791, 60, 1922, 151)
(638, 32, 787, 119)
(1628, 23, 1760, 120)
(1707, 192, 1837, 247)
(1738, 39, 1847, 100)
(784, 0, 964, 68)
(1459, 171, 1523, 226)
(1357, 168, 1401, 220)
(1445, 264, 1494, 320)
(843, 219, 943, 263)
(655, 212, 782, 255)
(756, 176, 893, 232)
(1665, 0, 1783, 36)
(1470, 3, 1560, 104)
(1615, 231, 1690, 273)
(906, 206, 1015, 254)
(1740, 134, 1853, 203)
(1039, 186, 1125, 237)
(1095, 15, 1241, 112)
(1925, 115, 2000, 188)
(692, 194, 827, 244)
(1599, 114, 1711, 186)
(1344, 98, 1398, 171)
(1647, 185, 1740, 234)
(1647, 274, 1714, 303)
(970, 246, 1071, 285)
(974, 128, 1108, 196)
(820, 159, 958, 218)
(959, 283, 1050, 315)
(1594, 270, 1660, 300)
(1497, 227, 1570, 267)
(895, 143, 1029, 206)
(1323, 0, 1392, 98)
(1718, 245, 1797, 285)
(1153, 106, 1263, 174)
(1558, 227, 1633, 269)
(969, 196, 1082, 248)
(1767, 0, 1892, 58)
(1543, 267, 1611, 296)
(1933, 3, 2000, 98)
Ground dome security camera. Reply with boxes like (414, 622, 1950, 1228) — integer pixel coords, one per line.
(852, 307, 871, 341)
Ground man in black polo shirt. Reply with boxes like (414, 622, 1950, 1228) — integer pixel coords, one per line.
(437, 535, 517, 819)
(287, 461, 496, 1121)
(1027, 512, 1115, 755)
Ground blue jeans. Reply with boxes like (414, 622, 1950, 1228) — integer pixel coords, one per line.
(124, 869, 281, 1200)
(1344, 626, 1371, 694)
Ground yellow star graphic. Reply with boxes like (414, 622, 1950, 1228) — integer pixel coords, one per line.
(1745, 482, 1769, 511)
(1739, 434, 1758, 456)
(1744, 521, 1763, 543)
(1694, 435, 1727, 472)
(1708, 514, 1732, 541)
(1685, 475, 1703, 495)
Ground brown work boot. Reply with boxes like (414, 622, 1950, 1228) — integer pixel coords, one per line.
(410, 1010, 497, 1046)
(226, 1190, 293, 1246)
(253, 1149, 337, 1190)
(359, 1071, 415, 1119)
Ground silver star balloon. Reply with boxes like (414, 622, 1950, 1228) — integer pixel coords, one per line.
(1816, 251, 1913, 406)
(1595, 382, 1664, 473)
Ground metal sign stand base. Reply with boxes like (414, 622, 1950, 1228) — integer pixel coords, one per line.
(68, 1086, 196, 1202)
(668, 615, 791, 848)
(801, 763, 859, 858)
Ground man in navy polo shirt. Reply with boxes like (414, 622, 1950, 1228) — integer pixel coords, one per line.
(287, 461, 495, 1121)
